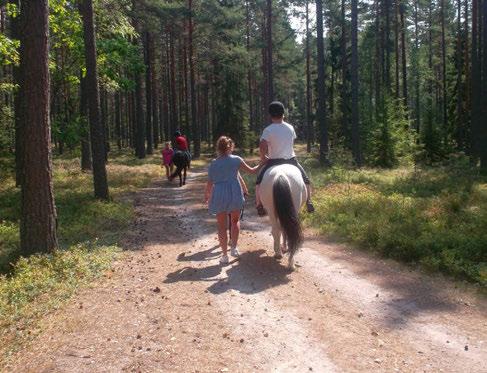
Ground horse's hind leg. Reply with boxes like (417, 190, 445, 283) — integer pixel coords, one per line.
(281, 234, 288, 254)
(272, 224, 283, 259)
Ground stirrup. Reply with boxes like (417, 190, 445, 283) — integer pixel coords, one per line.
(306, 201, 315, 213)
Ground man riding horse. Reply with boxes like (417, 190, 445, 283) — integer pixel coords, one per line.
(256, 101, 315, 269)
(255, 101, 315, 216)
(170, 130, 191, 186)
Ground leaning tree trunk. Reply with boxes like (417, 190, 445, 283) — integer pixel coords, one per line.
(316, 0, 330, 164)
(18, 0, 58, 255)
(80, 0, 109, 199)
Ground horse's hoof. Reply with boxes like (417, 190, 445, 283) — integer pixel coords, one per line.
(274, 253, 283, 260)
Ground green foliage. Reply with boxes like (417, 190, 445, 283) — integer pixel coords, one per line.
(366, 97, 419, 167)
(98, 37, 145, 91)
(0, 150, 162, 360)
(0, 245, 119, 360)
(0, 33, 19, 66)
(0, 105, 14, 154)
(303, 162, 487, 287)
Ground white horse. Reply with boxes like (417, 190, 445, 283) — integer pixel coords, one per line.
(260, 164, 307, 270)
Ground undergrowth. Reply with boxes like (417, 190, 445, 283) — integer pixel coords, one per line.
(0, 149, 162, 363)
(301, 154, 487, 287)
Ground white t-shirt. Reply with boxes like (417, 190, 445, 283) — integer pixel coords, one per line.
(260, 122, 296, 160)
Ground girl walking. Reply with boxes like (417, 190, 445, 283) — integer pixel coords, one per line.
(205, 136, 263, 265)
(162, 142, 174, 180)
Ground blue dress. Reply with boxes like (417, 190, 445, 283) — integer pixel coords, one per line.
(208, 154, 244, 215)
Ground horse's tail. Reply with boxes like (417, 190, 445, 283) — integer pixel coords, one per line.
(273, 174, 303, 261)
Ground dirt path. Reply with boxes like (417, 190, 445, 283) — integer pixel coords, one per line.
(5, 169, 487, 373)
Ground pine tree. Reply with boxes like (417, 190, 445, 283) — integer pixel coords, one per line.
(80, 0, 109, 199)
(316, 0, 330, 164)
(18, 0, 58, 254)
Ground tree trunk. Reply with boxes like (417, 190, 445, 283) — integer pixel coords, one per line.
(340, 0, 349, 144)
(150, 34, 159, 149)
(80, 0, 109, 200)
(481, 0, 487, 170)
(246, 0, 255, 136)
(351, 0, 362, 166)
(18, 0, 58, 255)
(440, 0, 448, 130)
(9, 0, 22, 187)
(80, 75, 92, 171)
(306, 0, 313, 153)
(394, 0, 400, 97)
(266, 0, 274, 101)
(471, 0, 481, 163)
(261, 14, 269, 123)
(413, 0, 420, 131)
(188, 0, 200, 157)
(427, 0, 434, 142)
(116, 92, 122, 150)
(135, 67, 146, 158)
(169, 29, 178, 132)
(385, 0, 391, 90)
(400, 1, 408, 111)
(316, 0, 330, 164)
(144, 32, 153, 155)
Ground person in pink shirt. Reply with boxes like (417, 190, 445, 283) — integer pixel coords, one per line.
(162, 142, 174, 180)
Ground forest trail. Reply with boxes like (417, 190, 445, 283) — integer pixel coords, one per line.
(6, 168, 487, 373)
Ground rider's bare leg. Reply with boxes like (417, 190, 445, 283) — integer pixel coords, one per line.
(306, 184, 312, 202)
(255, 184, 266, 216)
(305, 183, 315, 213)
(255, 184, 261, 207)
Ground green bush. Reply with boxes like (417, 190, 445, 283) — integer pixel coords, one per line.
(303, 163, 487, 287)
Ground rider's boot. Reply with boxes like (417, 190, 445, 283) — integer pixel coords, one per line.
(306, 200, 315, 213)
(256, 204, 267, 217)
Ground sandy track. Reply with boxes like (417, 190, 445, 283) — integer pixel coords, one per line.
(5, 169, 487, 373)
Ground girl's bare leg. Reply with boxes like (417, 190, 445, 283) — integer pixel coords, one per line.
(164, 165, 170, 179)
(216, 213, 228, 256)
(229, 210, 241, 248)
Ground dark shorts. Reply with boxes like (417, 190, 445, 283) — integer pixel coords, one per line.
(255, 157, 310, 185)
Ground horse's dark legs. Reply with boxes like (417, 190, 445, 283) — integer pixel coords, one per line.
(171, 165, 183, 187)
(183, 167, 187, 185)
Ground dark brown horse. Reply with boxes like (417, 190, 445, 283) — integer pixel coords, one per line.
(170, 151, 190, 187)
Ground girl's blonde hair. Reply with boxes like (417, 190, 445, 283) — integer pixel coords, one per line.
(216, 136, 234, 155)
(165, 141, 171, 147)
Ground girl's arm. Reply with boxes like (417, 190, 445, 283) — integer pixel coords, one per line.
(239, 158, 266, 174)
(238, 172, 249, 196)
(205, 181, 213, 204)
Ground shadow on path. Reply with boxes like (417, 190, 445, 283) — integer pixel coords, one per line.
(164, 249, 291, 295)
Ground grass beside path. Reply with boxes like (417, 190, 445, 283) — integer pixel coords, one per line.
(0, 150, 163, 363)
(300, 155, 487, 288)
